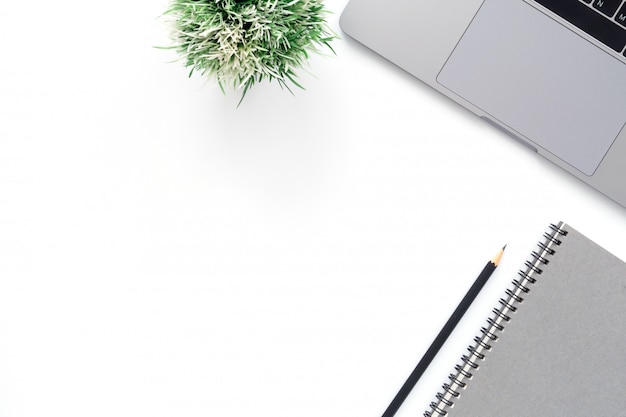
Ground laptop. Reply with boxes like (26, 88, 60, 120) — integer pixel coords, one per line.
(340, 0, 626, 208)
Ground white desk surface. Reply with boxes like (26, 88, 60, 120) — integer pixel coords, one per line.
(2, 1, 625, 416)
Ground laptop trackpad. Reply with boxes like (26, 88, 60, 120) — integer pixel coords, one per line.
(437, 0, 626, 175)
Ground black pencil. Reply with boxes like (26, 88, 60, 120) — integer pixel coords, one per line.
(380, 246, 506, 417)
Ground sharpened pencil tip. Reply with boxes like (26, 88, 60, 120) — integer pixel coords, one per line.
(491, 245, 506, 266)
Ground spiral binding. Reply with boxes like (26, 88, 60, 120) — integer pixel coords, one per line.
(424, 222, 568, 417)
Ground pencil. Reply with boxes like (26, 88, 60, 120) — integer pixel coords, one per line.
(380, 246, 506, 417)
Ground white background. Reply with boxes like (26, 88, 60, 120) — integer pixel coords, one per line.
(1, 1, 625, 416)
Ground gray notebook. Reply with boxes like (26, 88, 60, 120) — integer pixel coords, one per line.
(425, 222, 626, 417)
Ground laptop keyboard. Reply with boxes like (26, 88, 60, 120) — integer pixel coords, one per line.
(532, 0, 626, 56)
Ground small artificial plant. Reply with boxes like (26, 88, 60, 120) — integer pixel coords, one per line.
(164, 0, 337, 103)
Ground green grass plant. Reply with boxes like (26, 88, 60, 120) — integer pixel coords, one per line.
(164, 0, 336, 103)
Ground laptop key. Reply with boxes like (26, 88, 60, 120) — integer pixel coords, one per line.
(534, 0, 626, 52)
(616, 3, 626, 27)
(593, 0, 622, 17)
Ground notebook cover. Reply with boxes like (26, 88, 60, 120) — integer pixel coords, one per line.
(439, 223, 626, 416)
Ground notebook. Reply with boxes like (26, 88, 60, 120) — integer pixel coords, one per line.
(340, 0, 626, 208)
(424, 222, 626, 417)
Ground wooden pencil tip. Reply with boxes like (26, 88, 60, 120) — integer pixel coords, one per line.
(492, 245, 506, 266)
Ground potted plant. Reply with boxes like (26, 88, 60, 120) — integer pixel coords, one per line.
(164, 0, 337, 104)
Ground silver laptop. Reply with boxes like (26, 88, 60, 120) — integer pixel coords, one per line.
(340, 0, 626, 208)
